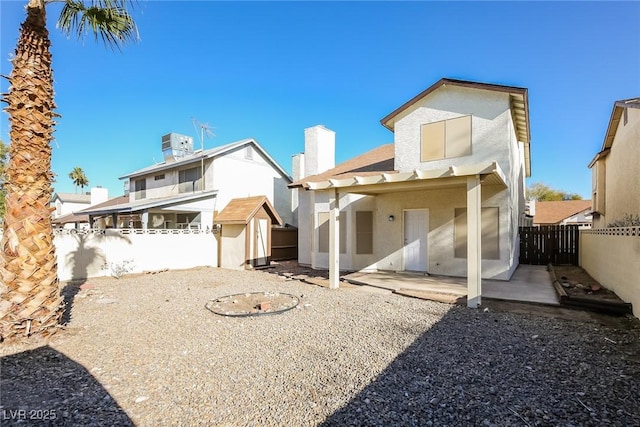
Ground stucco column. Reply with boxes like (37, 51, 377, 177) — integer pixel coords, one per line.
(329, 189, 340, 289)
(141, 210, 149, 230)
(111, 213, 118, 229)
(467, 175, 482, 308)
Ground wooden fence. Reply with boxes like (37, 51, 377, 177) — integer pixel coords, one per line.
(519, 225, 579, 265)
(271, 226, 298, 261)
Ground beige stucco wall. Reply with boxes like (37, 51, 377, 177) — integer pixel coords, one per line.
(594, 108, 640, 227)
(302, 185, 513, 280)
(55, 229, 218, 281)
(580, 229, 640, 318)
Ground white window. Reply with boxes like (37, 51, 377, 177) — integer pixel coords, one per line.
(178, 166, 202, 193)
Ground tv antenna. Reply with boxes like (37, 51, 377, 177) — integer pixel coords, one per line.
(191, 118, 215, 191)
(192, 117, 215, 150)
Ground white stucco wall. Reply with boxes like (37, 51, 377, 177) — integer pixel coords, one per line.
(56, 200, 89, 217)
(211, 146, 293, 225)
(297, 190, 313, 266)
(55, 229, 218, 281)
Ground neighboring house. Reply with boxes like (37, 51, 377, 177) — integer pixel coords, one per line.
(530, 199, 592, 228)
(52, 187, 109, 229)
(290, 78, 531, 307)
(81, 134, 293, 230)
(589, 98, 640, 228)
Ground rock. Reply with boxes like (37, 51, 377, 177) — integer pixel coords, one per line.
(135, 396, 149, 403)
(96, 298, 118, 304)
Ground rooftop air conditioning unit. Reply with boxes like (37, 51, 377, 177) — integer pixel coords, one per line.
(162, 133, 194, 162)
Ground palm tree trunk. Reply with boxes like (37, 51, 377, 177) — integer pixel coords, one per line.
(0, 0, 62, 341)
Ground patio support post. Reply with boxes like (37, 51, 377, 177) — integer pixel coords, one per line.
(329, 189, 340, 289)
(111, 213, 118, 229)
(467, 175, 482, 308)
(141, 210, 148, 230)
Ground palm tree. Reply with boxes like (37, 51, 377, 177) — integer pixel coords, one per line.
(69, 166, 89, 194)
(0, 140, 8, 222)
(0, 0, 137, 342)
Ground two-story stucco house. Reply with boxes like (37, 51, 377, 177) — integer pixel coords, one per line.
(291, 78, 531, 307)
(589, 98, 640, 228)
(82, 134, 293, 230)
(51, 187, 109, 229)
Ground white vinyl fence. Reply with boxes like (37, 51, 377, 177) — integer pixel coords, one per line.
(52, 229, 219, 282)
(580, 227, 640, 318)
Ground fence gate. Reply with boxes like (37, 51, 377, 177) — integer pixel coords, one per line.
(519, 225, 580, 265)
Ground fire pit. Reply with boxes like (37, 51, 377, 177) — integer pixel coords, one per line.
(205, 292, 300, 317)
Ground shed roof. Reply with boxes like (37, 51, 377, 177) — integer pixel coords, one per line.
(214, 196, 282, 226)
(533, 200, 592, 225)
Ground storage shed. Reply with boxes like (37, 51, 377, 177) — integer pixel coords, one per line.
(214, 196, 283, 269)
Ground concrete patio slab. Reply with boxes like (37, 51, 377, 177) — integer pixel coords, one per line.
(343, 265, 559, 306)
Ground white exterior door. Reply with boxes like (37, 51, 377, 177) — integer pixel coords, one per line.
(403, 209, 428, 272)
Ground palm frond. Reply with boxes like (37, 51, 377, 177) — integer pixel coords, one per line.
(56, 0, 139, 49)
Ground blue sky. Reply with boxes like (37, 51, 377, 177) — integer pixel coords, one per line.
(1, 1, 639, 199)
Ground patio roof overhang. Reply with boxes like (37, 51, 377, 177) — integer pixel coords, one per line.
(79, 190, 219, 217)
(305, 161, 507, 195)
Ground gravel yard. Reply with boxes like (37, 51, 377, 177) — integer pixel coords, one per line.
(1, 266, 640, 426)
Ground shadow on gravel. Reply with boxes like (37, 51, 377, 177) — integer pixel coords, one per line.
(0, 345, 133, 426)
(320, 307, 640, 426)
(60, 231, 132, 325)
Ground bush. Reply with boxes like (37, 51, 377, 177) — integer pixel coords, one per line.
(607, 213, 640, 227)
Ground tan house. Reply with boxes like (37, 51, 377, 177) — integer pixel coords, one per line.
(291, 78, 531, 308)
(589, 98, 640, 228)
(531, 199, 592, 227)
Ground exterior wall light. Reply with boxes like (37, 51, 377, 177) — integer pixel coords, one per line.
(388, 215, 395, 222)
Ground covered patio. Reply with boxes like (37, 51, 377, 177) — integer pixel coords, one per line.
(309, 161, 510, 308)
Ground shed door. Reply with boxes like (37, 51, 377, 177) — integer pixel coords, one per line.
(255, 218, 269, 266)
(403, 210, 428, 272)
